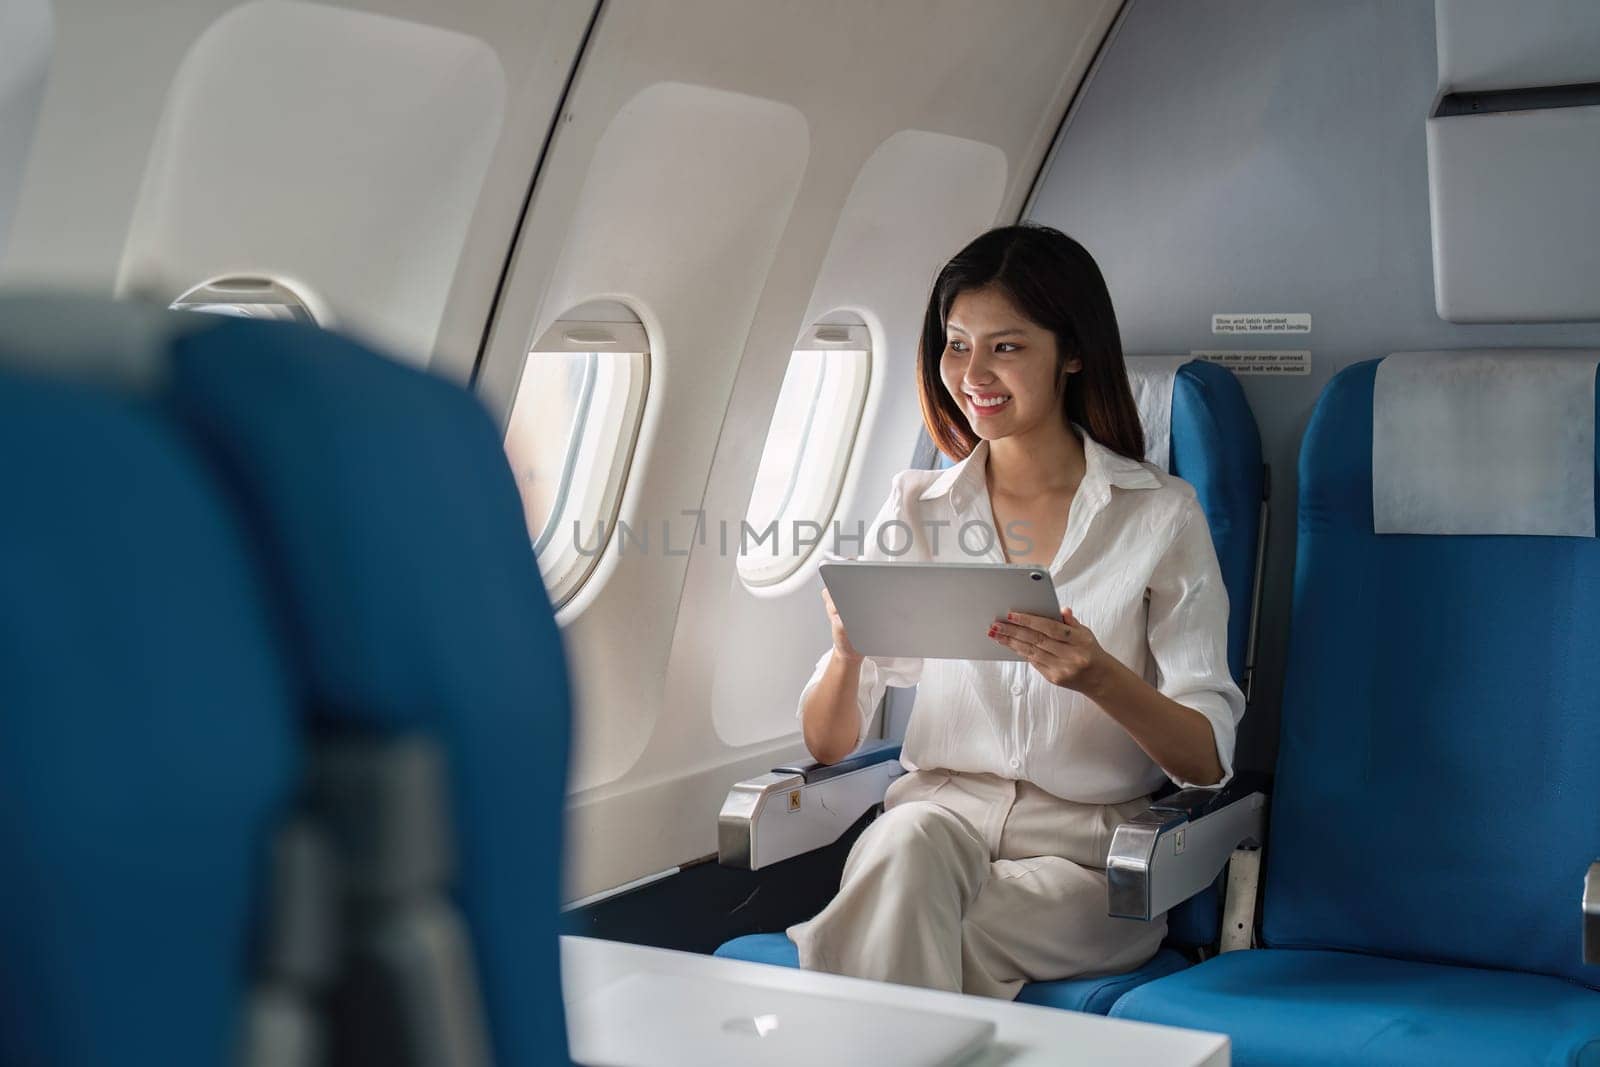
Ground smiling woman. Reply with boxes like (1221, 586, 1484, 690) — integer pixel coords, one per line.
(786, 223, 1245, 1001)
(918, 225, 1146, 466)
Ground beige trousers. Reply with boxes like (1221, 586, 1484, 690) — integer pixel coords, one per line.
(786, 769, 1167, 1000)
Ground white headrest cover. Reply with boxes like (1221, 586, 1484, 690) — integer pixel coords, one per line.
(1124, 355, 1191, 473)
(1372, 350, 1598, 537)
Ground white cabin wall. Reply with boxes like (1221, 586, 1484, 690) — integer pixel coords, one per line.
(533, 79, 814, 792)
(2, 0, 222, 288)
(0, 0, 52, 264)
(1, 0, 595, 371)
(117, 2, 508, 362)
(708, 130, 1007, 752)
(470, 0, 1122, 899)
(1026, 0, 1600, 774)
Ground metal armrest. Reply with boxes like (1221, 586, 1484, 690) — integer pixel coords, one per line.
(1148, 781, 1253, 820)
(1107, 776, 1268, 922)
(718, 741, 903, 871)
(772, 739, 904, 784)
(1584, 861, 1600, 965)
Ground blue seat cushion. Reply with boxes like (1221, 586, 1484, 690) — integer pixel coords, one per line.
(714, 934, 1187, 1014)
(1110, 948, 1600, 1067)
(1014, 949, 1190, 1015)
(715, 932, 801, 968)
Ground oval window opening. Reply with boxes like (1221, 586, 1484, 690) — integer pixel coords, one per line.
(738, 314, 871, 588)
(504, 301, 650, 608)
(170, 276, 320, 325)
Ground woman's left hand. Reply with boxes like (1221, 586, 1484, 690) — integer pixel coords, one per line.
(988, 608, 1113, 695)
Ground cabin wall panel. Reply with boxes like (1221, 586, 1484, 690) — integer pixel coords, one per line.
(1, 0, 595, 375)
(117, 1, 508, 363)
(0, 0, 52, 266)
(540, 81, 811, 793)
(1027, 0, 1600, 775)
(472, 0, 1121, 900)
(707, 130, 1008, 751)
(0, 0, 224, 287)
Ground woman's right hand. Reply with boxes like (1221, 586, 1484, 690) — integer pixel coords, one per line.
(822, 587, 864, 664)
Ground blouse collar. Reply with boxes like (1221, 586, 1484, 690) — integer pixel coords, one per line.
(919, 422, 1159, 512)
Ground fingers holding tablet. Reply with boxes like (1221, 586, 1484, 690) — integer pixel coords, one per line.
(821, 587, 863, 663)
(987, 608, 1105, 693)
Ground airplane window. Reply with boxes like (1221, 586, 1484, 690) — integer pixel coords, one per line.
(169, 276, 319, 324)
(504, 311, 650, 608)
(738, 318, 871, 587)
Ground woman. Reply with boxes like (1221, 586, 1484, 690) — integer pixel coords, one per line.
(787, 223, 1246, 1000)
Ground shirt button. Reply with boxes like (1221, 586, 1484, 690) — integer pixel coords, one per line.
(1009, 758, 1021, 769)
(1010, 683, 1024, 695)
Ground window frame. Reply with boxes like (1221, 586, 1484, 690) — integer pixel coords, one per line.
(504, 314, 651, 610)
(169, 275, 322, 325)
(737, 318, 873, 589)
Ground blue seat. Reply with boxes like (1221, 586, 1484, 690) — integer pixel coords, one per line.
(718, 357, 1264, 1012)
(1110, 356, 1600, 1063)
(0, 349, 297, 1065)
(1165, 358, 1265, 690)
(149, 315, 575, 1066)
(0, 297, 575, 1066)
(1114, 948, 1600, 1065)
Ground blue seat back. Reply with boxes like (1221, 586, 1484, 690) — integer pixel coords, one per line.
(1167, 359, 1264, 688)
(1265, 358, 1600, 987)
(0, 359, 297, 1065)
(156, 317, 574, 1063)
(1152, 359, 1264, 948)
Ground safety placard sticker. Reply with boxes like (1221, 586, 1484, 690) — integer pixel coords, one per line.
(1212, 313, 1311, 334)
(1191, 350, 1311, 376)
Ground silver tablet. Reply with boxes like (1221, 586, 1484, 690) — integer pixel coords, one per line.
(819, 560, 1062, 661)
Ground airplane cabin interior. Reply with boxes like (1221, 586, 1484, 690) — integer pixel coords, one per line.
(2, 1, 1599, 1064)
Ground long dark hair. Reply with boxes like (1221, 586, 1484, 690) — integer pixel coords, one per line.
(916, 224, 1146, 463)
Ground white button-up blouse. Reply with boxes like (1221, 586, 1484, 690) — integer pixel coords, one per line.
(796, 427, 1247, 804)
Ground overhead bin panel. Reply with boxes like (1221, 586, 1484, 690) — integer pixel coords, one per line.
(1428, 0, 1600, 323)
(1435, 0, 1600, 92)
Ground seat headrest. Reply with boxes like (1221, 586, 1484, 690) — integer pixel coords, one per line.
(1372, 349, 1599, 537)
(1124, 355, 1192, 472)
(0, 292, 215, 387)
